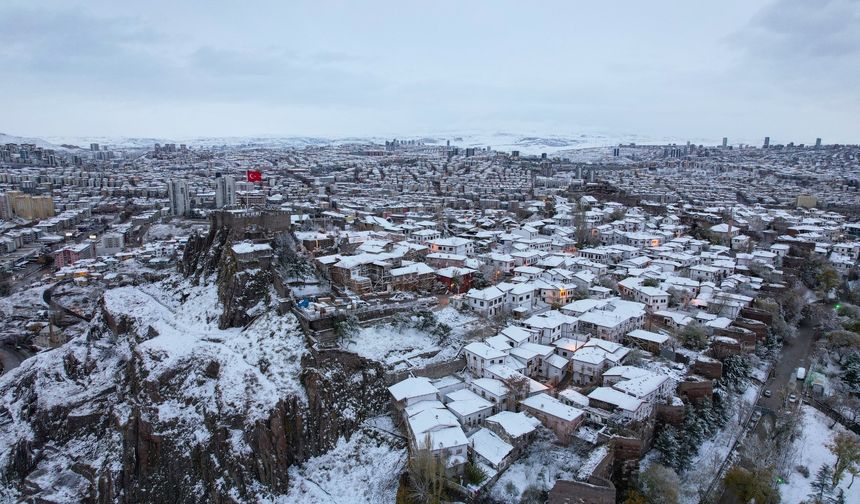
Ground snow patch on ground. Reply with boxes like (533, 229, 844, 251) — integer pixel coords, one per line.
(274, 426, 406, 504)
(489, 429, 584, 501)
(780, 405, 860, 503)
(347, 306, 478, 369)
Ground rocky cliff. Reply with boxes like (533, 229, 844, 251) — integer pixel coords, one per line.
(0, 276, 390, 503)
(181, 224, 275, 330)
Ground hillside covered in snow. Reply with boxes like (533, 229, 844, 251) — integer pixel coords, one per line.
(0, 270, 392, 503)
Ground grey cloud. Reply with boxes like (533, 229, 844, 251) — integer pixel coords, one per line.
(0, 0, 856, 141)
(0, 5, 382, 107)
(731, 0, 860, 94)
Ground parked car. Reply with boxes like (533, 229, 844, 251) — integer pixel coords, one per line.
(763, 389, 772, 398)
(788, 393, 798, 403)
(796, 367, 807, 380)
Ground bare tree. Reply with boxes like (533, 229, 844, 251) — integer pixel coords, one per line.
(407, 435, 449, 504)
(504, 374, 531, 408)
(828, 432, 860, 486)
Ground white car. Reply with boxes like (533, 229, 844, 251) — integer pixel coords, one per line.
(788, 393, 798, 404)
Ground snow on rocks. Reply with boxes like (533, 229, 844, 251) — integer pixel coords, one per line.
(274, 426, 406, 504)
(104, 280, 308, 424)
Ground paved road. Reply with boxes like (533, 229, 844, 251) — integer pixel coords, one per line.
(8, 262, 49, 294)
(758, 324, 817, 410)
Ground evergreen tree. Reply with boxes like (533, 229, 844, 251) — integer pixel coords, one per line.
(698, 397, 718, 435)
(675, 405, 704, 472)
(675, 440, 694, 473)
(334, 315, 359, 347)
(683, 404, 705, 446)
(809, 464, 835, 503)
(721, 355, 752, 393)
(843, 352, 860, 392)
(654, 425, 680, 469)
(831, 488, 846, 504)
(712, 388, 733, 428)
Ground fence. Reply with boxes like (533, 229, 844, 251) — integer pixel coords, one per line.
(806, 396, 860, 435)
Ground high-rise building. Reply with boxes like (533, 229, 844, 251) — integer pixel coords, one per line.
(763, 137, 770, 148)
(215, 174, 237, 208)
(2, 191, 55, 220)
(167, 179, 191, 216)
(722, 137, 728, 148)
(815, 138, 822, 149)
(90, 143, 99, 151)
(0, 193, 12, 220)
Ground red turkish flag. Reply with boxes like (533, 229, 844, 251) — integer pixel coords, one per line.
(247, 170, 262, 183)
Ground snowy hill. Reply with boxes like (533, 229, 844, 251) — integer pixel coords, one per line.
(0, 275, 392, 503)
(0, 132, 73, 150)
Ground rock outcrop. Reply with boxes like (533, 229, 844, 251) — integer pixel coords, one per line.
(0, 280, 389, 503)
(181, 222, 275, 330)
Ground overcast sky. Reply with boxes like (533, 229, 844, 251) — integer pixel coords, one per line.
(1, 0, 858, 144)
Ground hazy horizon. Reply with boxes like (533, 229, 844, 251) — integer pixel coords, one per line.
(1, 0, 858, 143)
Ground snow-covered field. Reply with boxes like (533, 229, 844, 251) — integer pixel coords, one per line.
(780, 405, 860, 503)
(275, 417, 406, 504)
(347, 307, 478, 369)
(489, 429, 585, 502)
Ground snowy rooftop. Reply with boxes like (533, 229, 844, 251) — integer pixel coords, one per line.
(520, 393, 584, 422)
(230, 241, 272, 254)
(485, 411, 541, 438)
(588, 387, 644, 412)
(464, 341, 507, 360)
(469, 428, 513, 466)
(388, 376, 439, 402)
(626, 329, 669, 344)
(558, 389, 590, 407)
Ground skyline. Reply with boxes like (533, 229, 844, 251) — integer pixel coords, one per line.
(1, 0, 859, 143)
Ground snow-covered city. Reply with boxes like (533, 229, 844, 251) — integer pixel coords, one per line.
(2, 1, 859, 504)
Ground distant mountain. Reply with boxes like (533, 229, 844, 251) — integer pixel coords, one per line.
(0, 132, 72, 150)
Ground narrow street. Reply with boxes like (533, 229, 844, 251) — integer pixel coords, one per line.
(758, 324, 817, 411)
(714, 301, 829, 503)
